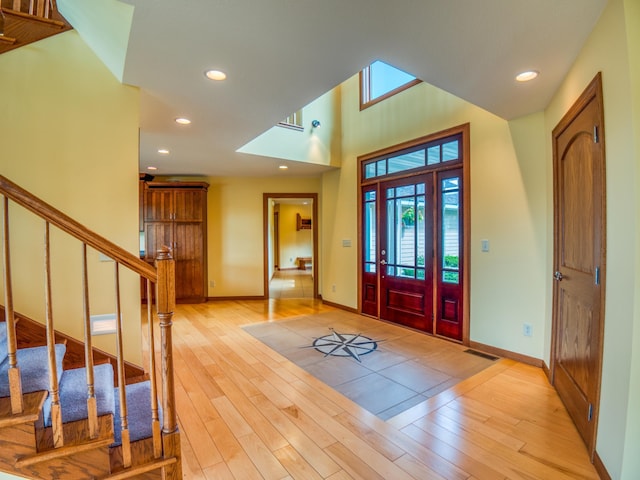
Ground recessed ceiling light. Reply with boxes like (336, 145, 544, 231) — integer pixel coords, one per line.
(175, 117, 191, 125)
(158, 149, 170, 155)
(147, 166, 158, 171)
(205, 69, 227, 81)
(278, 165, 288, 170)
(516, 70, 539, 82)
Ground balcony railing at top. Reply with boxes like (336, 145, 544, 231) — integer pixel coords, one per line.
(0, 175, 179, 475)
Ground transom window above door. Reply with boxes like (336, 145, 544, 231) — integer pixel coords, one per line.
(360, 60, 421, 110)
(362, 134, 462, 180)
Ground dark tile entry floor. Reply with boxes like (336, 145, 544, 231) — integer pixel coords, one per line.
(242, 311, 497, 421)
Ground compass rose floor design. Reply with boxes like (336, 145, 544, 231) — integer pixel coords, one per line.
(242, 311, 497, 420)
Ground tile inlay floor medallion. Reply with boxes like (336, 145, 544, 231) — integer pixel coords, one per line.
(304, 328, 380, 362)
(242, 311, 498, 420)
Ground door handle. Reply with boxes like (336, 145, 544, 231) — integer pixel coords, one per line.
(554, 271, 563, 281)
(380, 260, 388, 266)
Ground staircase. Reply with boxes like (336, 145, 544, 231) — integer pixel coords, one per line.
(0, 0, 73, 55)
(0, 175, 181, 479)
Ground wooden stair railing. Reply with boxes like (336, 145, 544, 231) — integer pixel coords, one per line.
(0, 0, 72, 54)
(0, 175, 180, 479)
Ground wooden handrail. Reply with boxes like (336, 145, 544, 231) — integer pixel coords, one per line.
(0, 175, 156, 282)
(0, 175, 180, 475)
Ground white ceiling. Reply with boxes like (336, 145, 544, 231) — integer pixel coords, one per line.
(114, 0, 606, 177)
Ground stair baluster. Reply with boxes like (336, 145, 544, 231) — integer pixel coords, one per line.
(146, 278, 162, 458)
(81, 243, 99, 439)
(113, 263, 132, 468)
(1, 196, 23, 415)
(44, 222, 64, 448)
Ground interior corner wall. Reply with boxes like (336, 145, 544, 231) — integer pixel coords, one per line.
(543, 0, 638, 477)
(323, 75, 548, 359)
(0, 31, 142, 364)
(622, 0, 640, 477)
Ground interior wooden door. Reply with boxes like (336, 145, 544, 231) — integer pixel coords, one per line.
(552, 73, 606, 455)
(379, 174, 434, 332)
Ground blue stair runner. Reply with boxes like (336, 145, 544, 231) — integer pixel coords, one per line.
(0, 321, 156, 449)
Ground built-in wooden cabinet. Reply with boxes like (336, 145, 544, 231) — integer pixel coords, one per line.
(142, 181, 208, 303)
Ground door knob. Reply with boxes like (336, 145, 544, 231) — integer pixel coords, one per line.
(380, 260, 388, 266)
(554, 271, 563, 281)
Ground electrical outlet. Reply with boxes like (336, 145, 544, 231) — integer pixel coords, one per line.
(209, 280, 215, 288)
(523, 323, 533, 337)
(332, 284, 336, 292)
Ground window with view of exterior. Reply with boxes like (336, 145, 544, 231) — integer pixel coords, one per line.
(360, 60, 421, 109)
(278, 109, 303, 131)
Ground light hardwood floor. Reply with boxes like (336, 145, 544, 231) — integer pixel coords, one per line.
(145, 299, 599, 480)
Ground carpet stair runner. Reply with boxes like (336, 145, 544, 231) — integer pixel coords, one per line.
(0, 321, 161, 479)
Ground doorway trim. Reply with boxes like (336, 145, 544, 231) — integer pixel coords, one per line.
(357, 123, 470, 344)
(263, 193, 319, 299)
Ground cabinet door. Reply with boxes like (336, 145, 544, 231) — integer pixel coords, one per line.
(144, 222, 173, 261)
(174, 223, 205, 300)
(174, 189, 206, 222)
(144, 189, 174, 221)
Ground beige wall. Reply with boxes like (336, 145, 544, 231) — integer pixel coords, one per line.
(624, 0, 640, 476)
(322, 75, 548, 358)
(238, 88, 342, 168)
(155, 176, 321, 297)
(278, 203, 312, 270)
(543, 0, 638, 476)
(208, 177, 320, 296)
(0, 31, 142, 364)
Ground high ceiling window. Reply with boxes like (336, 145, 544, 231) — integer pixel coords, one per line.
(360, 60, 421, 110)
(278, 109, 303, 131)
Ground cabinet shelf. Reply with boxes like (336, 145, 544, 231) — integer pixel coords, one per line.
(296, 213, 312, 230)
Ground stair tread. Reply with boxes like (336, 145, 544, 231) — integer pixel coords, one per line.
(0, 321, 6, 363)
(0, 344, 66, 398)
(0, 390, 47, 428)
(43, 363, 115, 426)
(113, 381, 159, 446)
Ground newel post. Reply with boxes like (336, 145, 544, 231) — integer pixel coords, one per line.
(155, 247, 177, 434)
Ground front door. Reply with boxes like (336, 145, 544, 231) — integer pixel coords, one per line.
(379, 174, 434, 332)
(551, 73, 606, 455)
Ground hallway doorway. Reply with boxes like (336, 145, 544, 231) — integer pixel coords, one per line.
(263, 193, 318, 299)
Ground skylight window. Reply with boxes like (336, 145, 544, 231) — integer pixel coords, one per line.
(360, 60, 421, 110)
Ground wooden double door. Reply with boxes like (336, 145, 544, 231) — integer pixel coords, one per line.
(361, 169, 464, 340)
(143, 182, 208, 303)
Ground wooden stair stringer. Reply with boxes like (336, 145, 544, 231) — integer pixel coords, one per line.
(15, 414, 114, 478)
(0, 7, 73, 55)
(100, 456, 177, 480)
(0, 391, 47, 476)
(0, 390, 47, 429)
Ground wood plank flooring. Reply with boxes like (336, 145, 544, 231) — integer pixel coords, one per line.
(144, 299, 599, 480)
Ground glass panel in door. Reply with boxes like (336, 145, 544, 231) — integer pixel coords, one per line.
(436, 169, 463, 340)
(361, 186, 378, 316)
(379, 175, 433, 332)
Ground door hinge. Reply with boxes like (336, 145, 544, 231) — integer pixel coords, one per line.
(595, 267, 600, 285)
(593, 126, 599, 144)
(588, 403, 593, 421)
